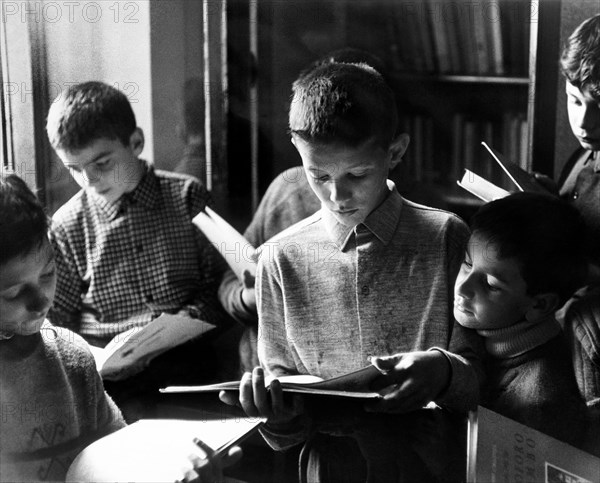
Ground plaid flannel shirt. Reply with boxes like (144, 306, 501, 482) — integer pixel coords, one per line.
(49, 164, 228, 343)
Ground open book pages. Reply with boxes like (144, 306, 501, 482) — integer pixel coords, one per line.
(90, 313, 217, 381)
(457, 169, 511, 203)
(467, 406, 600, 483)
(66, 418, 265, 483)
(160, 365, 383, 399)
(192, 206, 257, 281)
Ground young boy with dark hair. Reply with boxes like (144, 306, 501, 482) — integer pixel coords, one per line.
(454, 192, 590, 450)
(46, 81, 230, 418)
(221, 62, 484, 482)
(0, 172, 125, 481)
(558, 14, 600, 272)
(552, 14, 600, 453)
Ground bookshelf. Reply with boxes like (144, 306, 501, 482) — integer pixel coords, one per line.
(250, 0, 561, 220)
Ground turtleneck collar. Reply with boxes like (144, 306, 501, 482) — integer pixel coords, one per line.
(477, 315, 561, 358)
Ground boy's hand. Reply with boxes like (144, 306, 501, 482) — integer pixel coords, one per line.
(178, 440, 242, 483)
(240, 269, 257, 313)
(365, 351, 450, 414)
(219, 367, 303, 425)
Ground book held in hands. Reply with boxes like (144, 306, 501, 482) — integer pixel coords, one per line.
(89, 313, 217, 381)
(192, 206, 257, 281)
(160, 365, 383, 399)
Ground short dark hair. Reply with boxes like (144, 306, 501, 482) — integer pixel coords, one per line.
(289, 62, 398, 149)
(0, 173, 48, 266)
(46, 81, 137, 151)
(297, 47, 389, 85)
(560, 14, 600, 100)
(471, 193, 587, 304)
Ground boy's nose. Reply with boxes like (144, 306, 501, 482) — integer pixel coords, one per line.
(329, 182, 351, 205)
(455, 274, 473, 299)
(26, 287, 52, 314)
(82, 166, 103, 185)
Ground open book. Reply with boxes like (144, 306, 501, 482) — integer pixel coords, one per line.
(193, 206, 257, 281)
(66, 418, 264, 482)
(457, 142, 549, 202)
(467, 406, 600, 483)
(89, 313, 216, 381)
(160, 365, 383, 399)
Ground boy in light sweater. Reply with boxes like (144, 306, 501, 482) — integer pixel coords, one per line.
(0, 173, 125, 481)
(222, 62, 485, 482)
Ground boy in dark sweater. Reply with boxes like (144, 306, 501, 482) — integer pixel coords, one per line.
(454, 193, 590, 450)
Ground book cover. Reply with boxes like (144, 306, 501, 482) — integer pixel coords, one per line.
(66, 418, 264, 482)
(90, 313, 217, 381)
(161, 365, 383, 400)
(467, 406, 600, 483)
(192, 206, 257, 281)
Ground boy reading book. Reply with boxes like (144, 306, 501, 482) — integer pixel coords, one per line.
(558, 14, 600, 274)
(453, 192, 592, 451)
(552, 14, 600, 454)
(0, 172, 126, 481)
(45, 81, 231, 419)
(219, 48, 445, 373)
(221, 62, 485, 482)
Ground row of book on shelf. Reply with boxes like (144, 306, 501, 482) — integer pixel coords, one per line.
(402, 111, 528, 190)
(386, 0, 531, 76)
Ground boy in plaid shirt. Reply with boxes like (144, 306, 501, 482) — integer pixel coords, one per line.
(46, 81, 230, 419)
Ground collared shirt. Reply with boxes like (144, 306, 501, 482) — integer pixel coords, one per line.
(49, 165, 227, 343)
(257, 182, 483, 414)
(559, 148, 600, 262)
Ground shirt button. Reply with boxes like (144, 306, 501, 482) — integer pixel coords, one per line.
(145, 293, 154, 303)
(136, 244, 143, 253)
(572, 191, 579, 200)
(361, 285, 370, 296)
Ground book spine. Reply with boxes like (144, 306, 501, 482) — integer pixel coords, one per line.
(470, 3, 490, 74)
(425, 0, 451, 74)
(484, 0, 505, 75)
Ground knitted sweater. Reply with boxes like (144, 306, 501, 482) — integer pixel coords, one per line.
(480, 317, 588, 450)
(0, 321, 125, 482)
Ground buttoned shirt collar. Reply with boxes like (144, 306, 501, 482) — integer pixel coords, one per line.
(94, 162, 159, 221)
(323, 180, 402, 251)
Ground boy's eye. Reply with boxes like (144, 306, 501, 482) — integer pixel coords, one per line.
(41, 267, 56, 280)
(348, 172, 366, 179)
(0, 288, 21, 300)
(485, 279, 501, 292)
(312, 175, 329, 183)
(569, 96, 582, 106)
(95, 159, 114, 170)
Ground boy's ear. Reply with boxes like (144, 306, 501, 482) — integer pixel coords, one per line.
(388, 133, 410, 171)
(129, 128, 145, 156)
(525, 292, 560, 322)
